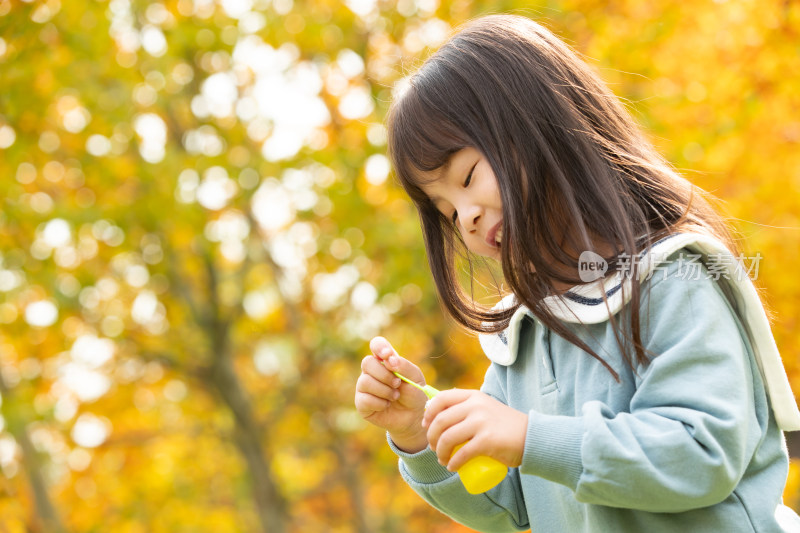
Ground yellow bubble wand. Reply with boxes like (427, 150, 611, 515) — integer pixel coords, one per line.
(392, 370, 508, 494)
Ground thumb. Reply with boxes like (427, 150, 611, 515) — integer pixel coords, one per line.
(369, 336, 424, 383)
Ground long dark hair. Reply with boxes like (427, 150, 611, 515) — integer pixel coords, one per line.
(386, 14, 738, 378)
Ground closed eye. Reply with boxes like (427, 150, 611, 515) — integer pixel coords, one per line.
(451, 163, 478, 224)
(464, 162, 476, 187)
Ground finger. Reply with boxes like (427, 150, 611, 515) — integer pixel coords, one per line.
(423, 388, 473, 428)
(361, 355, 402, 388)
(434, 422, 475, 470)
(354, 391, 390, 417)
(369, 337, 424, 382)
(369, 336, 397, 364)
(445, 434, 482, 472)
(355, 373, 400, 402)
(426, 400, 469, 455)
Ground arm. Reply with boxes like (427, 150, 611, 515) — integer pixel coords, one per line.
(356, 336, 528, 531)
(392, 363, 530, 533)
(521, 267, 761, 512)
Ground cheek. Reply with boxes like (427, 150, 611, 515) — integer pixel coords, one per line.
(459, 229, 480, 251)
(461, 231, 495, 257)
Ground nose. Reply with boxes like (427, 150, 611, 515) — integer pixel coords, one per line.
(459, 203, 481, 233)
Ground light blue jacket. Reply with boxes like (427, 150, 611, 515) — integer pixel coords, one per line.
(390, 235, 800, 532)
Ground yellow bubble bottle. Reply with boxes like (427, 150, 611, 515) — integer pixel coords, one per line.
(392, 371, 508, 494)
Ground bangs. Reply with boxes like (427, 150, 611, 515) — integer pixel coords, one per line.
(387, 80, 472, 206)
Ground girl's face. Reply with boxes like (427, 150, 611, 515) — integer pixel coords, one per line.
(419, 147, 504, 261)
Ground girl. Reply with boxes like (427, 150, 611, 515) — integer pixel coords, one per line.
(354, 14, 800, 532)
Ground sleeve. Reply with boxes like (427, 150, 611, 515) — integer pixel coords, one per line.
(519, 261, 762, 512)
(387, 363, 530, 533)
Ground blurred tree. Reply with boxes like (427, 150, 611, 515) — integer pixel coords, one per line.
(0, 1, 459, 531)
(0, 0, 797, 532)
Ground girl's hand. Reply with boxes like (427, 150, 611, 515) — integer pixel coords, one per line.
(354, 336, 429, 453)
(423, 389, 528, 471)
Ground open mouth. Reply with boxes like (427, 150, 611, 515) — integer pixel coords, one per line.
(486, 223, 503, 250)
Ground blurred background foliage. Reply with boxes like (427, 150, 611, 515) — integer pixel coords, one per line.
(0, 0, 798, 531)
